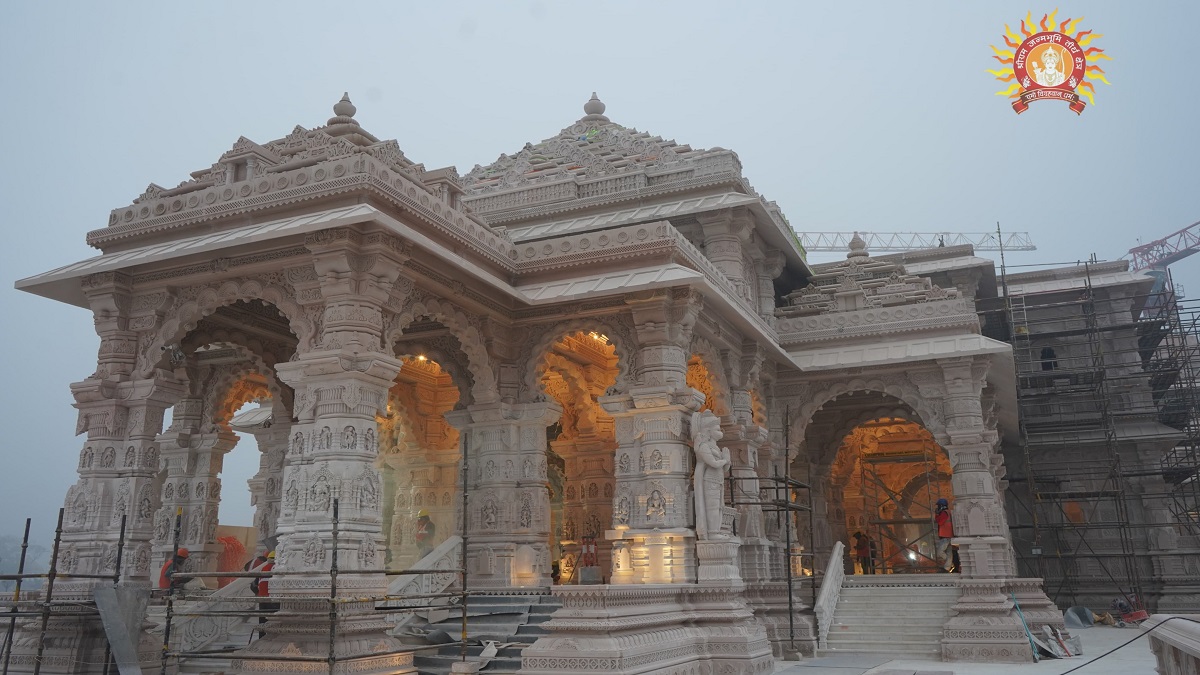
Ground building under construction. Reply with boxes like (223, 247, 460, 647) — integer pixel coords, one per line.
(979, 261, 1200, 613)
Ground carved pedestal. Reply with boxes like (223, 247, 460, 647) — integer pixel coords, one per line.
(521, 584, 774, 675)
(940, 578, 1063, 662)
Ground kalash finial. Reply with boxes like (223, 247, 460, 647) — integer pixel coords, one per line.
(581, 92, 610, 122)
(847, 232, 869, 260)
(328, 92, 359, 126)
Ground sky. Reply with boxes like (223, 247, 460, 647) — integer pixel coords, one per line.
(1, 1, 1197, 550)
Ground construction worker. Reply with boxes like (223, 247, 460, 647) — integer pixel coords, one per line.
(934, 498, 955, 572)
(251, 551, 277, 636)
(415, 510, 435, 559)
(852, 532, 875, 574)
(158, 548, 190, 591)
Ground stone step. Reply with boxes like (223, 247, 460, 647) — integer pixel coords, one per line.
(830, 616, 948, 627)
(835, 583, 955, 593)
(830, 619, 940, 634)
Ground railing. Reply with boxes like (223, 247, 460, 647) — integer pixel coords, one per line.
(814, 540, 845, 650)
(385, 535, 462, 631)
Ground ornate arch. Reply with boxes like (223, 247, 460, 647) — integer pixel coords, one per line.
(687, 336, 733, 417)
(199, 360, 278, 432)
(789, 376, 947, 461)
(522, 316, 636, 403)
(385, 296, 498, 405)
(138, 279, 314, 377)
(542, 352, 604, 438)
(394, 342, 475, 409)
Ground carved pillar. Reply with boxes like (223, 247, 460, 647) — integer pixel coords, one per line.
(724, 397, 771, 582)
(242, 398, 291, 553)
(602, 288, 706, 584)
(154, 364, 239, 573)
(233, 227, 416, 675)
(12, 277, 185, 674)
(699, 210, 752, 300)
(933, 357, 1062, 662)
(446, 401, 559, 589)
(756, 252, 785, 325)
(937, 358, 1017, 578)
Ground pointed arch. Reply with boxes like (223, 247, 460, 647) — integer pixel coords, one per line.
(138, 279, 314, 377)
(386, 296, 498, 405)
(523, 317, 636, 402)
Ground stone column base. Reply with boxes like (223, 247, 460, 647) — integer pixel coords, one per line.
(941, 578, 1063, 662)
(521, 584, 774, 675)
(744, 580, 816, 658)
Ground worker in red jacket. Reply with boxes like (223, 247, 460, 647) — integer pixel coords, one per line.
(935, 498, 955, 572)
(158, 548, 189, 591)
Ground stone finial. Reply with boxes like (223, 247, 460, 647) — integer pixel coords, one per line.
(334, 92, 356, 118)
(584, 92, 606, 116)
(847, 232, 869, 260)
(581, 92, 610, 123)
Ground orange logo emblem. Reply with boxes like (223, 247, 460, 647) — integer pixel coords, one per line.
(989, 10, 1111, 114)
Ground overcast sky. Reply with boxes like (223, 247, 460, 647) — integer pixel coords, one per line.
(1, 1, 1196, 546)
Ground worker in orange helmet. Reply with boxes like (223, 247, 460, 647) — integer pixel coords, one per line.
(158, 548, 190, 591)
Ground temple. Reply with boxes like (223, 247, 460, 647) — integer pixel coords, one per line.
(10, 93, 1198, 674)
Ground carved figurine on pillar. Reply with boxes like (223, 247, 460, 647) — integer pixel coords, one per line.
(692, 410, 730, 540)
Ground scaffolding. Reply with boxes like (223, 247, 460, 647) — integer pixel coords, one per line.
(724, 407, 816, 653)
(0, 498, 472, 675)
(858, 442, 946, 574)
(984, 257, 1200, 610)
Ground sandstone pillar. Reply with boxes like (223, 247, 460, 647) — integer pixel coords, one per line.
(934, 357, 1062, 661)
(446, 401, 559, 589)
(232, 227, 416, 674)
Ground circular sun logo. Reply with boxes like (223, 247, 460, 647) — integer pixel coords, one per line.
(989, 11, 1111, 115)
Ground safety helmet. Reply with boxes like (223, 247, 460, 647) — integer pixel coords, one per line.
(266, 551, 275, 559)
(175, 548, 190, 558)
(936, 498, 949, 508)
(417, 509, 429, 518)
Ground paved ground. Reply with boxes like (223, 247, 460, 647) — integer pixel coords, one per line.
(772, 624, 1154, 675)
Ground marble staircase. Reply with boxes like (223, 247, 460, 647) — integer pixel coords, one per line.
(823, 576, 960, 658)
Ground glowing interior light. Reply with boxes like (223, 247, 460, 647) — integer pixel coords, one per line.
(417, 355, 427, 361)
(908, 551, 918, 561)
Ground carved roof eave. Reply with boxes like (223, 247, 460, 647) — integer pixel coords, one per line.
(787, 333, 1009, 372)
(16, 203, 524, 309)
(88, 151, 501, 253)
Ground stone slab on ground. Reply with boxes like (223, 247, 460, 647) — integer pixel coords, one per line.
(774, 624, 1154, 675)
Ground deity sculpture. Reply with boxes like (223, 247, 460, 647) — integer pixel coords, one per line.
(691, 410, 729, 540)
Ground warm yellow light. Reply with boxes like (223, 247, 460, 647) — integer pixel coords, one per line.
(417, 355, 427, 361)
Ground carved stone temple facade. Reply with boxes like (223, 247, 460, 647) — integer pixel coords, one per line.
(14, 93, 1075, 673)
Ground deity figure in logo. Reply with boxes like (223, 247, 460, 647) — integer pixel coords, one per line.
(691, 410, 730, 540)
(1032, 44, 1066, 87)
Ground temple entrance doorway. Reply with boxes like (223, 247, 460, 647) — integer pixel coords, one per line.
(536, 331, 619, 584)
(834, 419, 952, 574)
(797, 390, 953, 576)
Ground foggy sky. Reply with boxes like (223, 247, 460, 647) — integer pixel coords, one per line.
(2, 1, 1196, 546)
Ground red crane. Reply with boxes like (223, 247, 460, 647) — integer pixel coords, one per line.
(1128, 220, 1200, 271)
